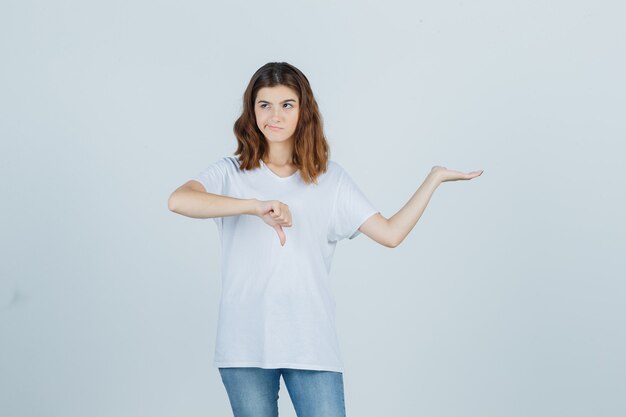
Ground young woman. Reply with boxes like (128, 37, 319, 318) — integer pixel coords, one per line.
(168, 62, 483, 417)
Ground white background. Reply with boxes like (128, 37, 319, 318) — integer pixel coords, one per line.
(1, 0, 624, 416)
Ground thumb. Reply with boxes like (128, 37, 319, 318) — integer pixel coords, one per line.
(274, 224, 286, 246)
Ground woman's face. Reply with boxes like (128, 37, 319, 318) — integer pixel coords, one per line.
(254, 85, 300, 145)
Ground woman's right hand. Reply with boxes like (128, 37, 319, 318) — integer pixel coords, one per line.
(254, 200, 292, 246)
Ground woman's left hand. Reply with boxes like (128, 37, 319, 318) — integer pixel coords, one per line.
(430, 166, 484, 183)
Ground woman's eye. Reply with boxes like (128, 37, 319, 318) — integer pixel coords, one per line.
(259, 103, 293, 109)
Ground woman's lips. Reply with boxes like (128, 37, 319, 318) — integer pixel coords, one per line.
(268, 125, 282, 131)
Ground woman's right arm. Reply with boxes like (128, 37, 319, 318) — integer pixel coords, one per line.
(168, 180, 258, 219)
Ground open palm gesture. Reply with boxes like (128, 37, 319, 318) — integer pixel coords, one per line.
(430, 165, 484, 183)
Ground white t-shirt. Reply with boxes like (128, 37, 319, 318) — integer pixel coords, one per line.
(191, 155, 379, 372)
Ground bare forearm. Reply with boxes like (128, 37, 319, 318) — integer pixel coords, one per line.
(168, 189, 258, 219)
(388, 173, 441, 247)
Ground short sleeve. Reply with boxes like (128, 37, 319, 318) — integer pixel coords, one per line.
(190, 158, 227, 229)
(328, 169, 379, 242)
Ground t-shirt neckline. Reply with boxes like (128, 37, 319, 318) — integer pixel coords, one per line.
(260, 159, 299, 181)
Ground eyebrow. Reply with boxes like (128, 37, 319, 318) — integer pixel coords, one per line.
(256, 99, 297, 104)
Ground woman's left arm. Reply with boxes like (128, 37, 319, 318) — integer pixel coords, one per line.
(359, 166, 484, 248)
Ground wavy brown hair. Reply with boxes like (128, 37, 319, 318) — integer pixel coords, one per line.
(233, 62, 330, 185)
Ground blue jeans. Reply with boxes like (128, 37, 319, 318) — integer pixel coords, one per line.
(218, 367, 347, 417)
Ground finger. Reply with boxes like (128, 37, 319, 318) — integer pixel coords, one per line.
(280, 211, 291, 225)
(274, 224, 286, 246)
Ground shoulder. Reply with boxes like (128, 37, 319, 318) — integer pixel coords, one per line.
(208, 155, 242, 174)
(326, 160, 347, 179)
(222, 155, 243, 171)
(326, 160, 366, 190)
